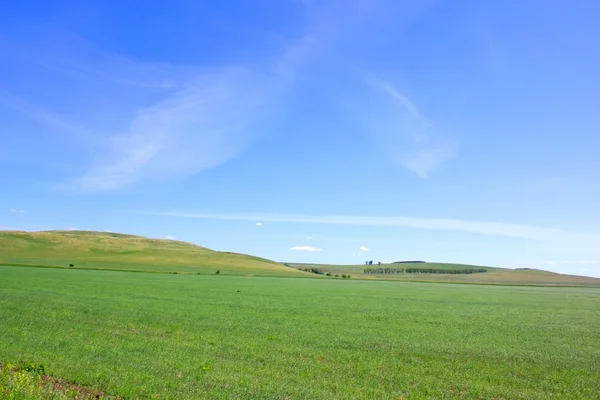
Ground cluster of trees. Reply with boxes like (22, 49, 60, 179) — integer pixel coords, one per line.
(364, 267, 487, 275)
(298, 267, 325, 275)
(298, 268, 351, 278)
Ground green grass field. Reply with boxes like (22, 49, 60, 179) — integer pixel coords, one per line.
(1, 266, 599, 399)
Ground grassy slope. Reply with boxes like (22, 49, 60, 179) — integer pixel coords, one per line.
(286, 262, 600, 286)
(0, 230, 303, 277)
(1, 266, 599, 399)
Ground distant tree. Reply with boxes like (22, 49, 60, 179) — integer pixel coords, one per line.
(215, 270, 220, 275)
(365, 261, 369, 265)
(341, 274, 347, 279)
(335, 274, 340, 277)
(369, 260, 373, 265)
(378, 261, 381, 265)
(69, 263, 74, 268)
(347, 275, 351, 279)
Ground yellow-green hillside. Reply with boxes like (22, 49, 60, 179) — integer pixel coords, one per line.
(0, 230, 303, 276)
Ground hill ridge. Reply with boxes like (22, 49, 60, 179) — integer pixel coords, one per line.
(0, 230, 299, 276)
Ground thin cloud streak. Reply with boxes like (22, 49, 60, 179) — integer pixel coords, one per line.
(74, 68, 276, 191)
(138, 211, 600, 245)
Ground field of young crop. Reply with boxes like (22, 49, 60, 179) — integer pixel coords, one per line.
(1, 266, 599, 399)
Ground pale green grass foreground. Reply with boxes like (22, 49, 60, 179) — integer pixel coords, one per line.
(1, 266, 599, 399)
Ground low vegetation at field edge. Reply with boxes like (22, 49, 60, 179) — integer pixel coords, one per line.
(0, 362, 120, 400)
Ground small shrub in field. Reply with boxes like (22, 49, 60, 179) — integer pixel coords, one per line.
(335, 274, 339, 278)
(215, 270, 220, 275)
(69, 263, 74, 268)
(347, 275, 351, 279)
(23, 363, 45, 374)
(341, 274, 347, 279)
(326, 273, 332, 277)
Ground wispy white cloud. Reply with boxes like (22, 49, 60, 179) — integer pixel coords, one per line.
(290, 245, 323, 252)
(73, 67, 280, 191)
(256, 222, 264, 226)
(2, 1, 446, 190)
(165, 235, 177, 240)
(359, 245, 370, 251)
(138, 211, 600, 247)
(67, 227, 78, 231)
(404, 146, 457, 179)
(2, 22, 311, 192)
(361, 78, 457, 178)
(10, 209, 27, 214)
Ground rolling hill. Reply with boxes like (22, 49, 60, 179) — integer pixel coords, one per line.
(1, 230, 598, 286)
(285, 262, 600, 286)
(0, 230, 303, 276)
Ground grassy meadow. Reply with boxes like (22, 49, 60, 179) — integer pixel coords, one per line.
(287, 263, 600, 286)
(0, 231, 302, 277)
(1, 266, 599, 399)
(2, 230, 599, 286)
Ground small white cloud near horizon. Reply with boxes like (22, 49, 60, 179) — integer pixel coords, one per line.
(359, 245, 370, 251)
(290, 245, 323, 252)
(10, 209, 27, 214)
(67, 227, 78, 231)
(165, 235, 177, 240)
(255, 222, 264, 226)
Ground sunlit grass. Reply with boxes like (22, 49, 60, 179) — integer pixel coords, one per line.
(2, 266, 599, 399)
(0, 230, 303, 277)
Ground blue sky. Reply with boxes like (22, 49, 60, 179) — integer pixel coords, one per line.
(1, 0, 599, 277)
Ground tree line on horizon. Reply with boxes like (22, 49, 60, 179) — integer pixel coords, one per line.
(364, 267, 487, 275)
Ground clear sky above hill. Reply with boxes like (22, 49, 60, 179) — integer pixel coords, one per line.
(1, 0, 599, 276)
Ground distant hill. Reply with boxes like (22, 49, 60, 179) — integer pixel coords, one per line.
(0, 230, 302, 276)
(285, 262, 600, 287)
